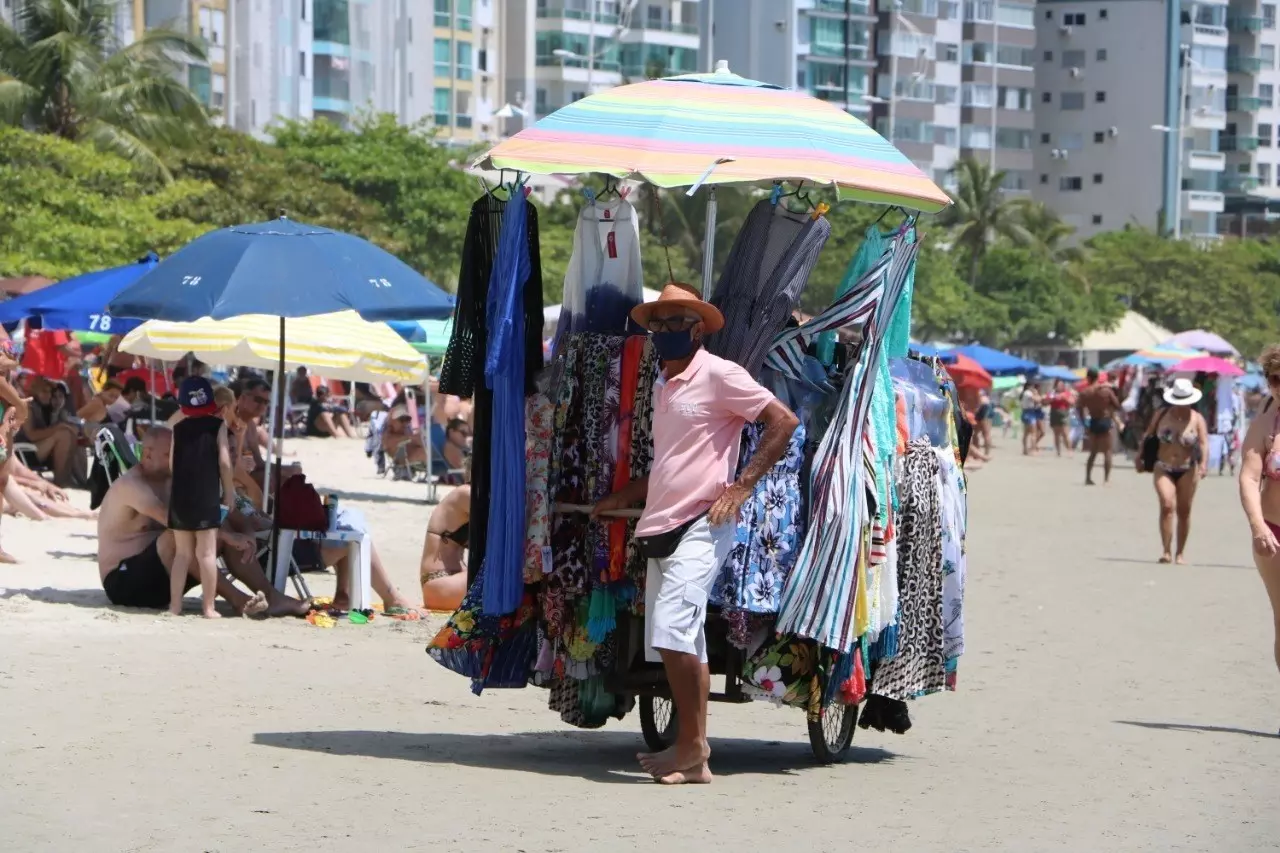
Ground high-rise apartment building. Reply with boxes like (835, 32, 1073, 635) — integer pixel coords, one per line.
(517, 0, 700, 121)
(1028, 0, 1280, 241)
(703, 0, 877, 118)
(707, 0, 1035, 195)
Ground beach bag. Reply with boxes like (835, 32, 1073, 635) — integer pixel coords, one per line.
(1138, 410, 1165, 474)
(275, 474, 327, 531)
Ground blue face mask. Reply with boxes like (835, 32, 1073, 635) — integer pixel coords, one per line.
(651, 329, 697, 362)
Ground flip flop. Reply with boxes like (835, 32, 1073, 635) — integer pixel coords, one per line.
(383, 606, 422, 621)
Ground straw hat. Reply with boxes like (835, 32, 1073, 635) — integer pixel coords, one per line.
(1163, 377, 1203, 407)
(630, 282, 725, 334)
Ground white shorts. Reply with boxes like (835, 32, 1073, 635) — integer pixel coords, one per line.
(644, 515, 735, 664)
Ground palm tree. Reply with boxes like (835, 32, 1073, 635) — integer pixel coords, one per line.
(0, 0, 209, 176)
(937, 156, 1032, 284)
(1011, 197, 1093, 293)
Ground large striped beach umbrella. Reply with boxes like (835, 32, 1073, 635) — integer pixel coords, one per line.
(476, 62, 951, 214)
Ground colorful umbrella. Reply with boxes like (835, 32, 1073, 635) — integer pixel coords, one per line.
(118, 312, 428, 384)
(907, 342, 957, 363)
(945, 353, 993, 390)
(1171, 355, 1244, 377)
(1113, 345, 1207, 368)
(387, 318, 454, 357)
(477, 63, 950, 213)
(1160, 329, 1238, 356)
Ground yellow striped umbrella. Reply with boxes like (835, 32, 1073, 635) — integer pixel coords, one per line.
(118, 311, 428, 384)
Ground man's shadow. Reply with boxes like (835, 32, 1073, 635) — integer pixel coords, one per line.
(253, 729, 896, 783)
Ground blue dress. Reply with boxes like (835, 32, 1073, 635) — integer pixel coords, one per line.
(712, 422, 807, 614)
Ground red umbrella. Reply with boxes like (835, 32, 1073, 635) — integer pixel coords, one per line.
(1171, 355, 1243, 377)
(946, 353, 993, 390)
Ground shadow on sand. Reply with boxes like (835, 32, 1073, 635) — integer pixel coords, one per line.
(1097, 557, 1255, 571)
(1, 586, 111, 609)
(1115, 720, 1277, 739)
(253, 729, 897, 783)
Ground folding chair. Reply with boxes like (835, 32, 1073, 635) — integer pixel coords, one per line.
(405, 387, 464, 503)
(12, 441, 48, 477)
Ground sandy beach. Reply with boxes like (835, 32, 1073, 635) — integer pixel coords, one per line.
(1, 436, 1277, 852)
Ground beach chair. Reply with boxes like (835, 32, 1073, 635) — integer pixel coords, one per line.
(404, 387, 464, 503)
(12, 441, 50, 478)
(88, 425, 138, 509)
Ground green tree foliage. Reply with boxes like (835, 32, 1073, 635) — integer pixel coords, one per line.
(0, 127, 203, 278)
(936, 157, 1032, 284)
(1083, 227, 1280, 358)
(0, 0, 209, 176)
(270, 114, 479, 288)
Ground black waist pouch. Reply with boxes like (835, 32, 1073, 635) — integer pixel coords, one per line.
(635, 513, 705, 561)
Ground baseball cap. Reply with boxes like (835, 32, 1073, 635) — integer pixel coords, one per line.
(179, 376, 219, 417)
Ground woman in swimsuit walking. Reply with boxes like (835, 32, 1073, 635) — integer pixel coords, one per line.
(1237, 345, 1280, 727)
(1142, 378, 1209, 564)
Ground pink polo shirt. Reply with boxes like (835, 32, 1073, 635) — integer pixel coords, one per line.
(636, 348, 776, 536)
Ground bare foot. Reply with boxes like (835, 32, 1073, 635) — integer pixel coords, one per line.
(1158, 553, 1172, 564)
(240, 591, 269, 618)
(201, 607, 222, 619)
(657, 761, 713, 785)
(0, 550, 17, 564)
(267, 594, 312, 618)
(1175, 554, 1187, 565)
(168, 603, 184, 616)
(1084, 479, 1095, 486)
(639, 740, 710, 778)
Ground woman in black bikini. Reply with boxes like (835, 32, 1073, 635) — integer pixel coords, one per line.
(419, 480, 470, 611)
(1142, 378, 1209, 564)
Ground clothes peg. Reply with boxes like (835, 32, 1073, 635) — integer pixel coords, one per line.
(582, 186, 597, 204)
(770, 183, 783, 206)
(811, 201, 830, 221)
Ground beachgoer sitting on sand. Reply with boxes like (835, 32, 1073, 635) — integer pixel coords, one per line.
(18, 377, 86, 488)
(306, 386, 356, 439)
(419, 478, 469, 612)
(76, 380, 124, 438)
(436, 417, 470, 472)
(0, 341, 30, 562)
(3, 457, 95, 520)
(96, 427, 310, 617)
(380, 406, 425, 471)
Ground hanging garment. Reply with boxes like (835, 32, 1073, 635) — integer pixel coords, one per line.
(935, 445, 967, 671)
(816, 225, 886, 366)
(524, 393, 554, 583)
(480, 192, 531, 616)
(553, 198, 644, 349)
(438, 194, 545, 586)
(870, 441, 945, 701)
(774, 236, 921, 653)
(706, 200, 831, 376)
(712, 421, 807, 615)
(426, 566, 539, 695)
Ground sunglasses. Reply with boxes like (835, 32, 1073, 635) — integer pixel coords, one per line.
(646, 316, 699, 333)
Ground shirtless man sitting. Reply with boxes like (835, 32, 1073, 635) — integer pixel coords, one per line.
(96, 427, 310, 617)
(1076, 368, 1123, 486)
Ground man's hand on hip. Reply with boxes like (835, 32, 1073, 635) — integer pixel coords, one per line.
(707, 482, 751, 527)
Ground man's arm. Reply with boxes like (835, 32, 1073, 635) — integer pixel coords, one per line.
(708, 400, 799, 526)
(591, 476, 649, 516)
(120, 477, 169, 526)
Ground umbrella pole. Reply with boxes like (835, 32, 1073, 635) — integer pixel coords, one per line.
(269, 317, 287, 559)
(148, 361, 156, 422)
(701, 187, 717, 299)
(262, 366, 278, 512)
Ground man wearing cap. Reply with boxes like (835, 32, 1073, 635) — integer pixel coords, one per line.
(593, 282, 799, 785)
(1077, 367, 1123, 485)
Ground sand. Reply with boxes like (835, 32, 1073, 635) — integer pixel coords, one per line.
(1, 436, 1277, 852)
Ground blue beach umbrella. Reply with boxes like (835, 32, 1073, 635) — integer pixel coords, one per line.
(951, 344, 1037, 377)
(108, 218, 454, 322)
(1036, 364, 1080, 383)
(907, 342, 957, 363)
(107, 218, 456, 524)
(0, 253, 158, 334)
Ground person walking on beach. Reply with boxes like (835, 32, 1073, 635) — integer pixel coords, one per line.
(1019, 380, 1044, 455)
(1237, 346, 1280, 724)
(593, 283, 798, 785)
(1141, 378, 1209, 564)
(1077, 369, 1123, 485)
(1046, 379, 1075, 457)
(168, 377, 238, 618)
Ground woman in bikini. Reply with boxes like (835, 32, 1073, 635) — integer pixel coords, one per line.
(1142, 378, 1209, 564)
(419, 476, 470, 612)
(1238, 345, 1280, 730)
(0, 342, 30, 562)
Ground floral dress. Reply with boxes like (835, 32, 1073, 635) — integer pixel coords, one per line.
(523, 393, 553, 583)
(712, 421, 807, 615)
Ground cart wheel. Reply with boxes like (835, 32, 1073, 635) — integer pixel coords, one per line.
(808, 702, 858, 764)
(639, 695, 678, 751)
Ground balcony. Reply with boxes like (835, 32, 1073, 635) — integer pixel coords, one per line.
(536, 6, 620, 25)
(1223, 174, 1262, 192)
(1227, 14, 1265, 32)
(1228, 95, 1263, 111)
(1221, 134, 1261, 150)
(1188, 23, 1229, 45)
(637, 20, 700, 35)
(1189, 108, 1228, 130)
(1187, 149, 1226, 171)
(1228, 54, 1266, 72)
(812, 0, 874, 14)
(1184, 190, 1226, 212)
